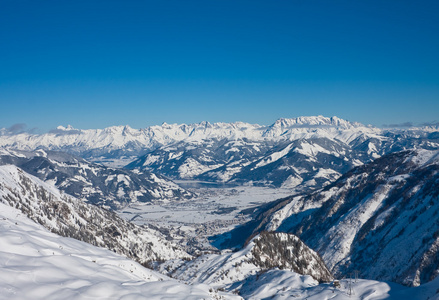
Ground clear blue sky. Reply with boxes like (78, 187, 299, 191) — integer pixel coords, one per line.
(1, 0, 438, 132)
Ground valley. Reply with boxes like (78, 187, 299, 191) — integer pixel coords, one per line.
(1, 116, 438, 299)
(118, 185, 296, 253)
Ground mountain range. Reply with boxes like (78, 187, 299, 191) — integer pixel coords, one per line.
(2, 116, 438, 190)
(1, 115, 439, 298)
(0, 148, 193, 210)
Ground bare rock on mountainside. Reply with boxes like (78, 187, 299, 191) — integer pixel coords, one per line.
(159, 231, 332, 292)
(0, 165, 191, 264)
(250, 232, 333, 283)
(217, 149, 439, 286)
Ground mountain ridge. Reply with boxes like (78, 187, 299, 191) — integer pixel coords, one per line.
(0, 164, 192, 264)
(0, 149, 193, 209)
(214, 149, 439, 286)
(2, 115, 437, 189)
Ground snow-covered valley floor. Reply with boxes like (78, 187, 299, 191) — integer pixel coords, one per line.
(120, 185, 294, 225)
(117, 185, 295, 250)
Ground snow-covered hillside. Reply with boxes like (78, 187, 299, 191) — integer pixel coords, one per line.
(1, 154, 439, 299)
(219, 149, 439, 287)
(238, 271, 439, 300)
(3, 201, 437, 300)
(0, 165, 191, 264)
(158, 230, 439, 299)
(1, 116, 439, 298)
(159, 231, 332, 291)
(0, 149, 193, 209)
(0, 202, 239, 300)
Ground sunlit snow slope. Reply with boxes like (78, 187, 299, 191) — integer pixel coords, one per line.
(220, 149, 439, 287)
(0, 165, 191, 264)
(0, 202, 239, 300)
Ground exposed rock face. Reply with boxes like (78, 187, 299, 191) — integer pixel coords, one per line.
(157, 231, 332, 295)
(250, 232, 333, 283)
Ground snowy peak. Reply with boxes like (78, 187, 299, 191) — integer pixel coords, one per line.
(262, 116, 371, 139)
(0, 116, 369, 153)
(271, 116, 361, 128)
(148, 120, 262, 142)
(127, 117, 438, 189)
(0, 116, 437, 189)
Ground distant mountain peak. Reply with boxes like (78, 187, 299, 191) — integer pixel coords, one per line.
(56, 124, 76, 131)
(271, 116, 362, 128)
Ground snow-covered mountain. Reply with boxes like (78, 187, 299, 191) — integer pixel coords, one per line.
(157, 230, 439, 299)
(0, 202, 238, 300)
(1, 116, 438, 189)
(0, 121, 264, 167)
(159, 231, 332, 292)
(2, 121, 439, 298)
(3, 201, 436, 300)
(216, 149, 439, 287)
(124, 116, 382, 188)
(127, 118, 439, 189)
(0, 164, 191, 264)
(0, 149, 193, 209)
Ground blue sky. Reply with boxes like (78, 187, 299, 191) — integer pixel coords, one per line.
(0, 0, 438, 132)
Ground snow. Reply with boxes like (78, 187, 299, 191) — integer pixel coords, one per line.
(160, 248, 438, 300)
(242, 276, 398, 300)
(281, 175, 303, 188)
(294, 140, 332, 157)
(178, 158, 222, 178)
(119, 185, 293, 226)
(255, 143, 294, 168)
(1, 152, 439, 299)
(0, 116, 383, 160)
(142, 154, 160, 166)
(314, 168, 341, 179)
(0, 202, 239, 300)
(118, 185, 295, 253)
(407, 149, 439, 167)
(320, 183, 393, 269)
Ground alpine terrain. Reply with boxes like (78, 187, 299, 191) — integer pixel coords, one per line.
(1, 116, 438, 191)
(216, 149, 439, 287)
(0, 148, 193, 210)
(1, 116, 439, 299)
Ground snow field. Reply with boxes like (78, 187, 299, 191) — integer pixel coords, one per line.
(0, 202, 240, 300)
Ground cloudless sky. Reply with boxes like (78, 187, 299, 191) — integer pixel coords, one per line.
(0, 0, 438, 132)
